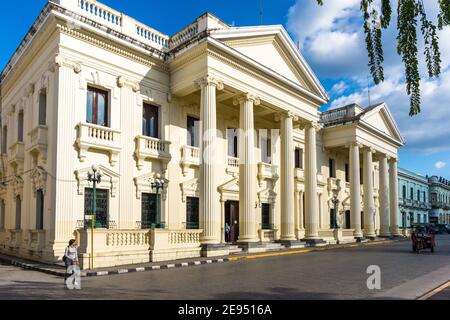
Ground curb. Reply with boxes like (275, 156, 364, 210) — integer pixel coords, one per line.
(417, 280, 450, 300)
(84, 258, 230, 277)
(1, 238, 407, 278)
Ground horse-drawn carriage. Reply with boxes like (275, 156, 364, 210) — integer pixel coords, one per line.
(411, 225, 436, 254)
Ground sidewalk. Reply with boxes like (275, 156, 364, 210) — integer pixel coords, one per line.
(0, 237, 407, 278)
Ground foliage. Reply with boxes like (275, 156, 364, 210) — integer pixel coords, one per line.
(316, 0, 450, 116)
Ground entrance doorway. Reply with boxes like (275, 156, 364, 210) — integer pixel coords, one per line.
(225, 201, 239, 243)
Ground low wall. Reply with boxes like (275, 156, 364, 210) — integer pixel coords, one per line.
(76, 228, 203, 270)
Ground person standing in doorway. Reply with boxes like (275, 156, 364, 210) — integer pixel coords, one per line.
(225, 222, 231, 243)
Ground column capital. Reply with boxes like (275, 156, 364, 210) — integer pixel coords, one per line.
(299, 120, 320, 131)
(388, 157, 399, 164)
(117, 76, 140, 92)
(274, 111, 300, 122)
(194, 76, 224, 91)
(345, 141, 363, 149)
(233, 93, 261, 106)
(363, 146, 376, 154)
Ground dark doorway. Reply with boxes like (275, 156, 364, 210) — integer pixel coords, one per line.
(225, 201, 239, 243)
(344, 210, 351, 229)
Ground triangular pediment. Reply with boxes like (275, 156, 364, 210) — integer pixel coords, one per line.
(213, 26, 328, 101)
(218, 178, 239, 194)
(359, 103, 405, 145)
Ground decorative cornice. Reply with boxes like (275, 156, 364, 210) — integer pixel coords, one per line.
(233, 93, 261, 106)
(48, 53, 82, 74)
(194, 76, 224, 91)
(56, 24, 168, 73)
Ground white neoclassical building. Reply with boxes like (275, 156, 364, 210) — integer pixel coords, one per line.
(0, 0, 405, 269)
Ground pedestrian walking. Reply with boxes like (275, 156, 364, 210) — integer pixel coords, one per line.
(63, 239, 81, 290)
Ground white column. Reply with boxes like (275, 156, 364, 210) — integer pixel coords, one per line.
(304, 122, 320, 239)
(220, 199, 225, 244)
(379, 154, 391, 236)
(389, 158, 401, 236)
(299, 191, 304, 230)
(196, 76, 223, 244)
(234, 93, 259, 243)
(363, 147, 376, 238)
(280, 113, 296, 241)
(349, 142, 363, 238)
(294, 190, 300, 234)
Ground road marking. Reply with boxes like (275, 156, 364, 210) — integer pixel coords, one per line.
(136, 267, 145, 272)
(417, 281, 450, 300)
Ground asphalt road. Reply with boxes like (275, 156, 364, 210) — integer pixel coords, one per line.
(0, 235, 449, 300)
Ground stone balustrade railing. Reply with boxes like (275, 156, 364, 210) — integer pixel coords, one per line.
(76, 0, 122, 28)
(168, 229, 202, 246)
(169, 21, 199, 49)
(8, 142, 25, 163)
(135, 22, 170, 50)
(134, 136, 171, 169)
(77, 122, 121, 147)
(106, 230, 150, 247)
(29, 126, 48, 146)
(228, 156, 239, 168)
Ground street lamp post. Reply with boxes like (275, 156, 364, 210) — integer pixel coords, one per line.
(331, 195, 340, 229)
(150, 174, 165, 229)
(87, 164, 102, 270)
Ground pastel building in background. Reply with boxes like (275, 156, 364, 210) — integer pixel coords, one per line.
(428, 176, 450, 224)
(397, 168, 430, 228)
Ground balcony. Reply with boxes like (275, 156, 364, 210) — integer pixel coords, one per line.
(226, 156, 239, 176)
(8, 142, 24, 170)
(181, 145, 200, 176)
(76, 123, 121, 166)
(27, 126, 48, 163)
(134, 135, 171, 170)
(257, 162, 279, 187)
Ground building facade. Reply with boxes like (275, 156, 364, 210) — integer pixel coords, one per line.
(428, 176, 450, 224)
(0, 0, 405, 269)
(397, 168, 430, 228)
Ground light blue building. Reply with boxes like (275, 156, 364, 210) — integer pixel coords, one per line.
(428, 176, 450, 224)
(398, 168, 430, 228)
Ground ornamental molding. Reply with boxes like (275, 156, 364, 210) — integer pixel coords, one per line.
(74, 165, 119, 198)
(180, 178, 199, 203)
(31, 166, 47, 196)
(193, 76, 224, 91)
(232, 93, 261, 106)
(12, 176, 24, 200)
(117, 76, 140, 92)
(257, 187, 277, 204)
(56, 24, 168, 73)
(134, 172, 169, 201)
(48, 54, 82, 74)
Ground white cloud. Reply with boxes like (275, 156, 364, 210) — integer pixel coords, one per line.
(435, 161, 446, 169)
(286, 0, 450, 155)
(330, 81, 349, 95)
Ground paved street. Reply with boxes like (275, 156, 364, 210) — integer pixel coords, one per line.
(0, 235, 449, 300)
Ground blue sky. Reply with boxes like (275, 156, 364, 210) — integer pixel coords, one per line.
(1, 0, 450, 178)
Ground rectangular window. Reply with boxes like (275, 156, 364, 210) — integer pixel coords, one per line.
(227, 128, 238, 158)
(0, 201, 5, 229)
(1, 126, 7, 154)
(345, 163, 349, 182)
(84, 188, 109, 228)
(187, 116, 200, 147)
(15, 196, 21, 230)
(186, 197, 199, 229)
(87, 87, 109, 127)
(295, 148, 303, 169)
(36, 190, 44, 230)
(141, 192, 159, 228)
(18, 111, 24, 142)
(143, 103, 159, 138)
(261, 135, 272, 164)
(39, 92, 47, 126)
(329, 158, 336, 178)
(261, 203, 271, 229)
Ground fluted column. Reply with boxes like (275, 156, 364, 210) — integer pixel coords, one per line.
(304, 122, 320, 239)
(196, 76, 223, 244)
(234, 93, 259, 243)
(363, 147, 376, 238)
(379, 154, 391, 236)
(389, 158, 401, 236)
(280, 112, 297, 241)
(349, 142, 363, 238)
